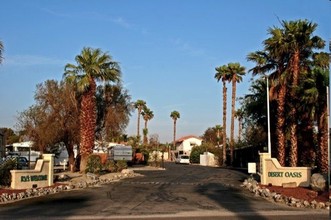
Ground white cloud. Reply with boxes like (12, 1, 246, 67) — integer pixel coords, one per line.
(171, 38, 205, 57)
(41, 8, 72, 18)
(111, 17, 131, 29)
(4, 55, 67, 66)
(42, 7, 150, 36)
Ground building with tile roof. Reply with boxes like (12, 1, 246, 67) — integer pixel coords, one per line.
(175, 135, 202, 156)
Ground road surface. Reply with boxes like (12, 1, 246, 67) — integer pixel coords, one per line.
(0, 162, 328, 219)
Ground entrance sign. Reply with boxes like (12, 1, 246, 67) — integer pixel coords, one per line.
(10, 154, 54, 189)
(259, 153, 311, 187)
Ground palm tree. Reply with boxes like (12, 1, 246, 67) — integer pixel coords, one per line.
(214, 125, 222, 148)
(314, 56, 329, 174)
(227, 63, 245, 165)
(247, 27, 289, 166)
(281, 19, 325, 167)
(215, 65, 230, 166)
(235, 109, 244, 142)
(64, 47, 120, 172)
(0, 40, 4, 64)
(134, 100, 146, 141)
(170, 111, 180, 149)
(300, 52, 330, 172)
(141, 106, 154, 145)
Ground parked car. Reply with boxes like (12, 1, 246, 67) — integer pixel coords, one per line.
(175, 155, 190, 164)
(16, 157, 29, 170)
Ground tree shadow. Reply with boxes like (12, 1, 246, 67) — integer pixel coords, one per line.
(194, 182, 268, 219)
(0, 193, 91, 219)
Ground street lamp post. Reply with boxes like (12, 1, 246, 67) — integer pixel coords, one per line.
(266, 75, 271, 155)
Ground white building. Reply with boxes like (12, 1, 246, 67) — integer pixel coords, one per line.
(175, 135, 202, 156)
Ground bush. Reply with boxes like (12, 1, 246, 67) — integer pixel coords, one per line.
(85, 155, 102, 174)
(149, 152, 160, 167)
(0, 159, 17, 186)
(116, 160, 128, 172)
(103, 160, 117, 173)
(190, 145, 206, 163)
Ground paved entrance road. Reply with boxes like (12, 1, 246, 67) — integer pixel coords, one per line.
(0, 162, 329, 219)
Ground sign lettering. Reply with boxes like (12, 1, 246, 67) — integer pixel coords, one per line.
(21, 175, 47, 182)
(267, 172, 302, 178)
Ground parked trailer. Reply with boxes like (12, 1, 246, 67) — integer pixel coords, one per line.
(108, 145, 133, 162)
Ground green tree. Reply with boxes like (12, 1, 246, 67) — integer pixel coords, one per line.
(64, 47, 121, 172)
(240, 79, 270, 150)
(247, 19, 326, 168)
(17, 80, 80, 171)
(96, 83, 132, 142)
(300, 52, 329, 172)
(0, 128, 20, 144)
(170, 111, 180, 148)
(201, 125, 223, 147)
(215, 65, 230, 166)
(134, 100, 146, 141)
(281, 20, 325, 167)
(141, 106, 154, 145)
(247, 30, 289, 166)
(235, 109, 244, 142)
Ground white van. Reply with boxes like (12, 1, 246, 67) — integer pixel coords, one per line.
(175, 155, 190, 164)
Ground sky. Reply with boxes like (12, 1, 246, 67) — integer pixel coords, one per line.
(0, 0, 330, 143)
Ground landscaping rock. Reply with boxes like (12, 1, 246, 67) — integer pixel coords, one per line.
(241, 177, 328, 210)
(0, 169, 142, 204)
(310, 173, 326, 192)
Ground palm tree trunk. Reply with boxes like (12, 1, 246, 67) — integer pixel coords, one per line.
(143, 120, 148, 144)
(173, 120, 177, 149)
(276, 84, 286, 166)
(317, 105, 328, 173)
(238, 118, 242, 142)
(67, 143, 75, 172)
(137, 108, 141, 139)
(222, 81, 227, 166)
(79, 79, 97, 172)
(289, 52, 300, 167)
(230, 79, 236, 166)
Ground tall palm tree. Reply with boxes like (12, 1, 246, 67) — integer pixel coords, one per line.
(170, 111, 180, 149)
(227, 63, 245, 165)
(134, 100, 146, 140)
(281, 19, 325, 167)
(301, 52, 330, 172)
(247, 27, 289, 166)
(64, 47, 120, 172)
(141, 106, 154, 145)
(0, 40, 4, 64)
(215, 65, 230, 166)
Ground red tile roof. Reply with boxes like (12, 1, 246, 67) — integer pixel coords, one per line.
(175, 135, 202, 143)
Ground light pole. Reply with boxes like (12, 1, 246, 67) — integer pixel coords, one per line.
(266, 75, 271, 155)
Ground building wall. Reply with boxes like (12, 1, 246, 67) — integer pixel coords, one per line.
(176, 137, 202, 156)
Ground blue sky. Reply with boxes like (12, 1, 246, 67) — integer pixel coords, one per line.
(0, 0, 330, 143)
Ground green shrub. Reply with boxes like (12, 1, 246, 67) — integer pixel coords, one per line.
(116, 160, 128, 172)
(143, 151, 150, 165)
(190, 145, 207, 163)
(0, 159, 17, 186)
(149, 152, 160, 167)
(103, 160, 117, 173)
(85, 155, 102, 174)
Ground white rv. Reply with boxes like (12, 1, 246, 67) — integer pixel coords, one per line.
(108, 145, 133, 162)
